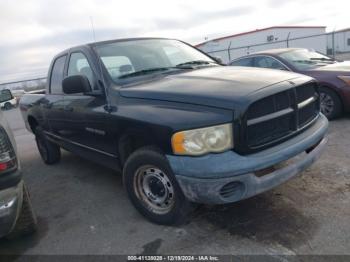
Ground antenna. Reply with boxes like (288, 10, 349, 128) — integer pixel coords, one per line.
(89, 16, 114, 112)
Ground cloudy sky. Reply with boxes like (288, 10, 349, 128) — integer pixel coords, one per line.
(0, 0, 349, 83)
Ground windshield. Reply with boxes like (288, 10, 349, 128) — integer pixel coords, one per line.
(95, 39, 216, 82)
(279, 49, 335, 70)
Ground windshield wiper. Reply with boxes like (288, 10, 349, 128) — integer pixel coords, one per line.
(310, 57, 334, 61)
(175, 60, 218, 68)
(293, 60, 316, 64)
(310, 57, 335, 63)
(119, 67, 177, 79)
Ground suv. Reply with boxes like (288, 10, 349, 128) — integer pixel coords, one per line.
(20, 38, 328, 225)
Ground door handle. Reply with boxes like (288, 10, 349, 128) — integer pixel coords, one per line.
(64, 106, 73, 112)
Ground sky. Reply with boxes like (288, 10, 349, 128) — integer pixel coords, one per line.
(0, 0, 349, 83)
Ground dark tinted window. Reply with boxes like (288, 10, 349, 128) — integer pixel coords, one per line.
(230, 57, 254, 67)
(50, 56, 66, 94)
(348, 38, 350, 46)
(254, 56, 287, 70)
(68, 52, 95, 89)
(0, 89, 13, 102)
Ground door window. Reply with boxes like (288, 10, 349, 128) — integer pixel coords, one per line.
(50, 55, 66, 94)
(68, 52, 95, 89)
(254, 56, 287, 70)
(230, 57, 254, 67)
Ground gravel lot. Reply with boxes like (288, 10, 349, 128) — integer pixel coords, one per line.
(0, 108, 349, 256)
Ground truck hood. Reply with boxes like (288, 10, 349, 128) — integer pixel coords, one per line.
(119, 66, 308, 110)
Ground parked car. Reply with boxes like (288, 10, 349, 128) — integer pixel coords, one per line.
(19, 38, 328, 225)
(0, 110, 37, 238)
(0, 89, 18, 110)
(229, 48, 350, 119)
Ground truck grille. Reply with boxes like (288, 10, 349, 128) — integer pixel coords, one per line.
(242, 82, 319, 153)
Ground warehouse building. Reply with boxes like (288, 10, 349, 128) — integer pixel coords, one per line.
(196, 26, 327, 63)
(327, 28, 350, 60)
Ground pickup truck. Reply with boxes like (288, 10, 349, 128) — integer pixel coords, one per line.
(20, 38, 328, 225)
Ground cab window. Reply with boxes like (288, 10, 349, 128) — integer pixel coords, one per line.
(68, 52, 95, 89)
(50, 55, 66, 94)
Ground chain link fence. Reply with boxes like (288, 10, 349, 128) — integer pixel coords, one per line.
(202, 30, 350, 64)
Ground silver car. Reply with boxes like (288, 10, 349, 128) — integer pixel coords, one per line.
(0, 110, 37, 238)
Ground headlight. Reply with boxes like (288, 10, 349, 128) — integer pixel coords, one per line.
(171, 123, 233, 156)
(338, 76, 350, 86)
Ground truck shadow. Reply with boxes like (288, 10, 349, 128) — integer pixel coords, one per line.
(194, 191, 317, 250)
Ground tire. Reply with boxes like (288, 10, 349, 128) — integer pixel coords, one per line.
(319, 87, 342, 120)
(7, 184, 37, 239)
(4, 102, 12, 110)
(123, 147, 195, 225)
(34, 126, 61, 164)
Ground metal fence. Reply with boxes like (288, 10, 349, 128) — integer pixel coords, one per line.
(0, 77, 46, 92)
(202, 30, 350, 64)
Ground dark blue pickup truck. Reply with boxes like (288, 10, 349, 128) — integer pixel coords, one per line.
(20, 38, 328, 225)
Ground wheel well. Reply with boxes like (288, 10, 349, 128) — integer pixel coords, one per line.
(319, 85, 344, 110)
(118, 133, 159, 167)
(27, 116, 39, 133)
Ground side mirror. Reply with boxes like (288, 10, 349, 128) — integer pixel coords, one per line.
(62, 75, 91, 94)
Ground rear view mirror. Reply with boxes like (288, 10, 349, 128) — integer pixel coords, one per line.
(62, 75, 91, 94)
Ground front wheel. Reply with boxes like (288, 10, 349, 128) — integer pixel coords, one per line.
(35, 126, 61, 164)
(4, 102, 12, 110)
(319, 87, 342, 120)
(123, 147, 195, 225)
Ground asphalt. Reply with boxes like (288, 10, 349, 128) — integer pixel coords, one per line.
(0, 108, 349, 256)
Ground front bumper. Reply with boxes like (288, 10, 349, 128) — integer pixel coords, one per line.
(0, 179, 23, 237)
(166, 114, 328, 204)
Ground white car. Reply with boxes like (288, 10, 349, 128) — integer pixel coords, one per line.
(0, 89, 17, 110)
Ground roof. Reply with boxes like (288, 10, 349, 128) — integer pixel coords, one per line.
(328, 27, 350, 34)
(195, 26, 326, 47)
(253, 47, 305, 55)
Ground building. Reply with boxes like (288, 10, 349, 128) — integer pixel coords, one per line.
(327, 28, 350, 59)
(196, 26, 327, 63)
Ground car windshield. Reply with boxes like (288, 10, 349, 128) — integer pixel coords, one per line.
(94, 39, 216, 83)
(279, 49, 335, 70)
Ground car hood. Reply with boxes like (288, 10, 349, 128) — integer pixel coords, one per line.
(308, 61, 350, 74)
(119, 66, 309, 110)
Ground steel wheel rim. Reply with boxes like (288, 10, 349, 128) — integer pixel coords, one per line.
(320, 92, 334, 116)
(134, 165, 175, 214)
